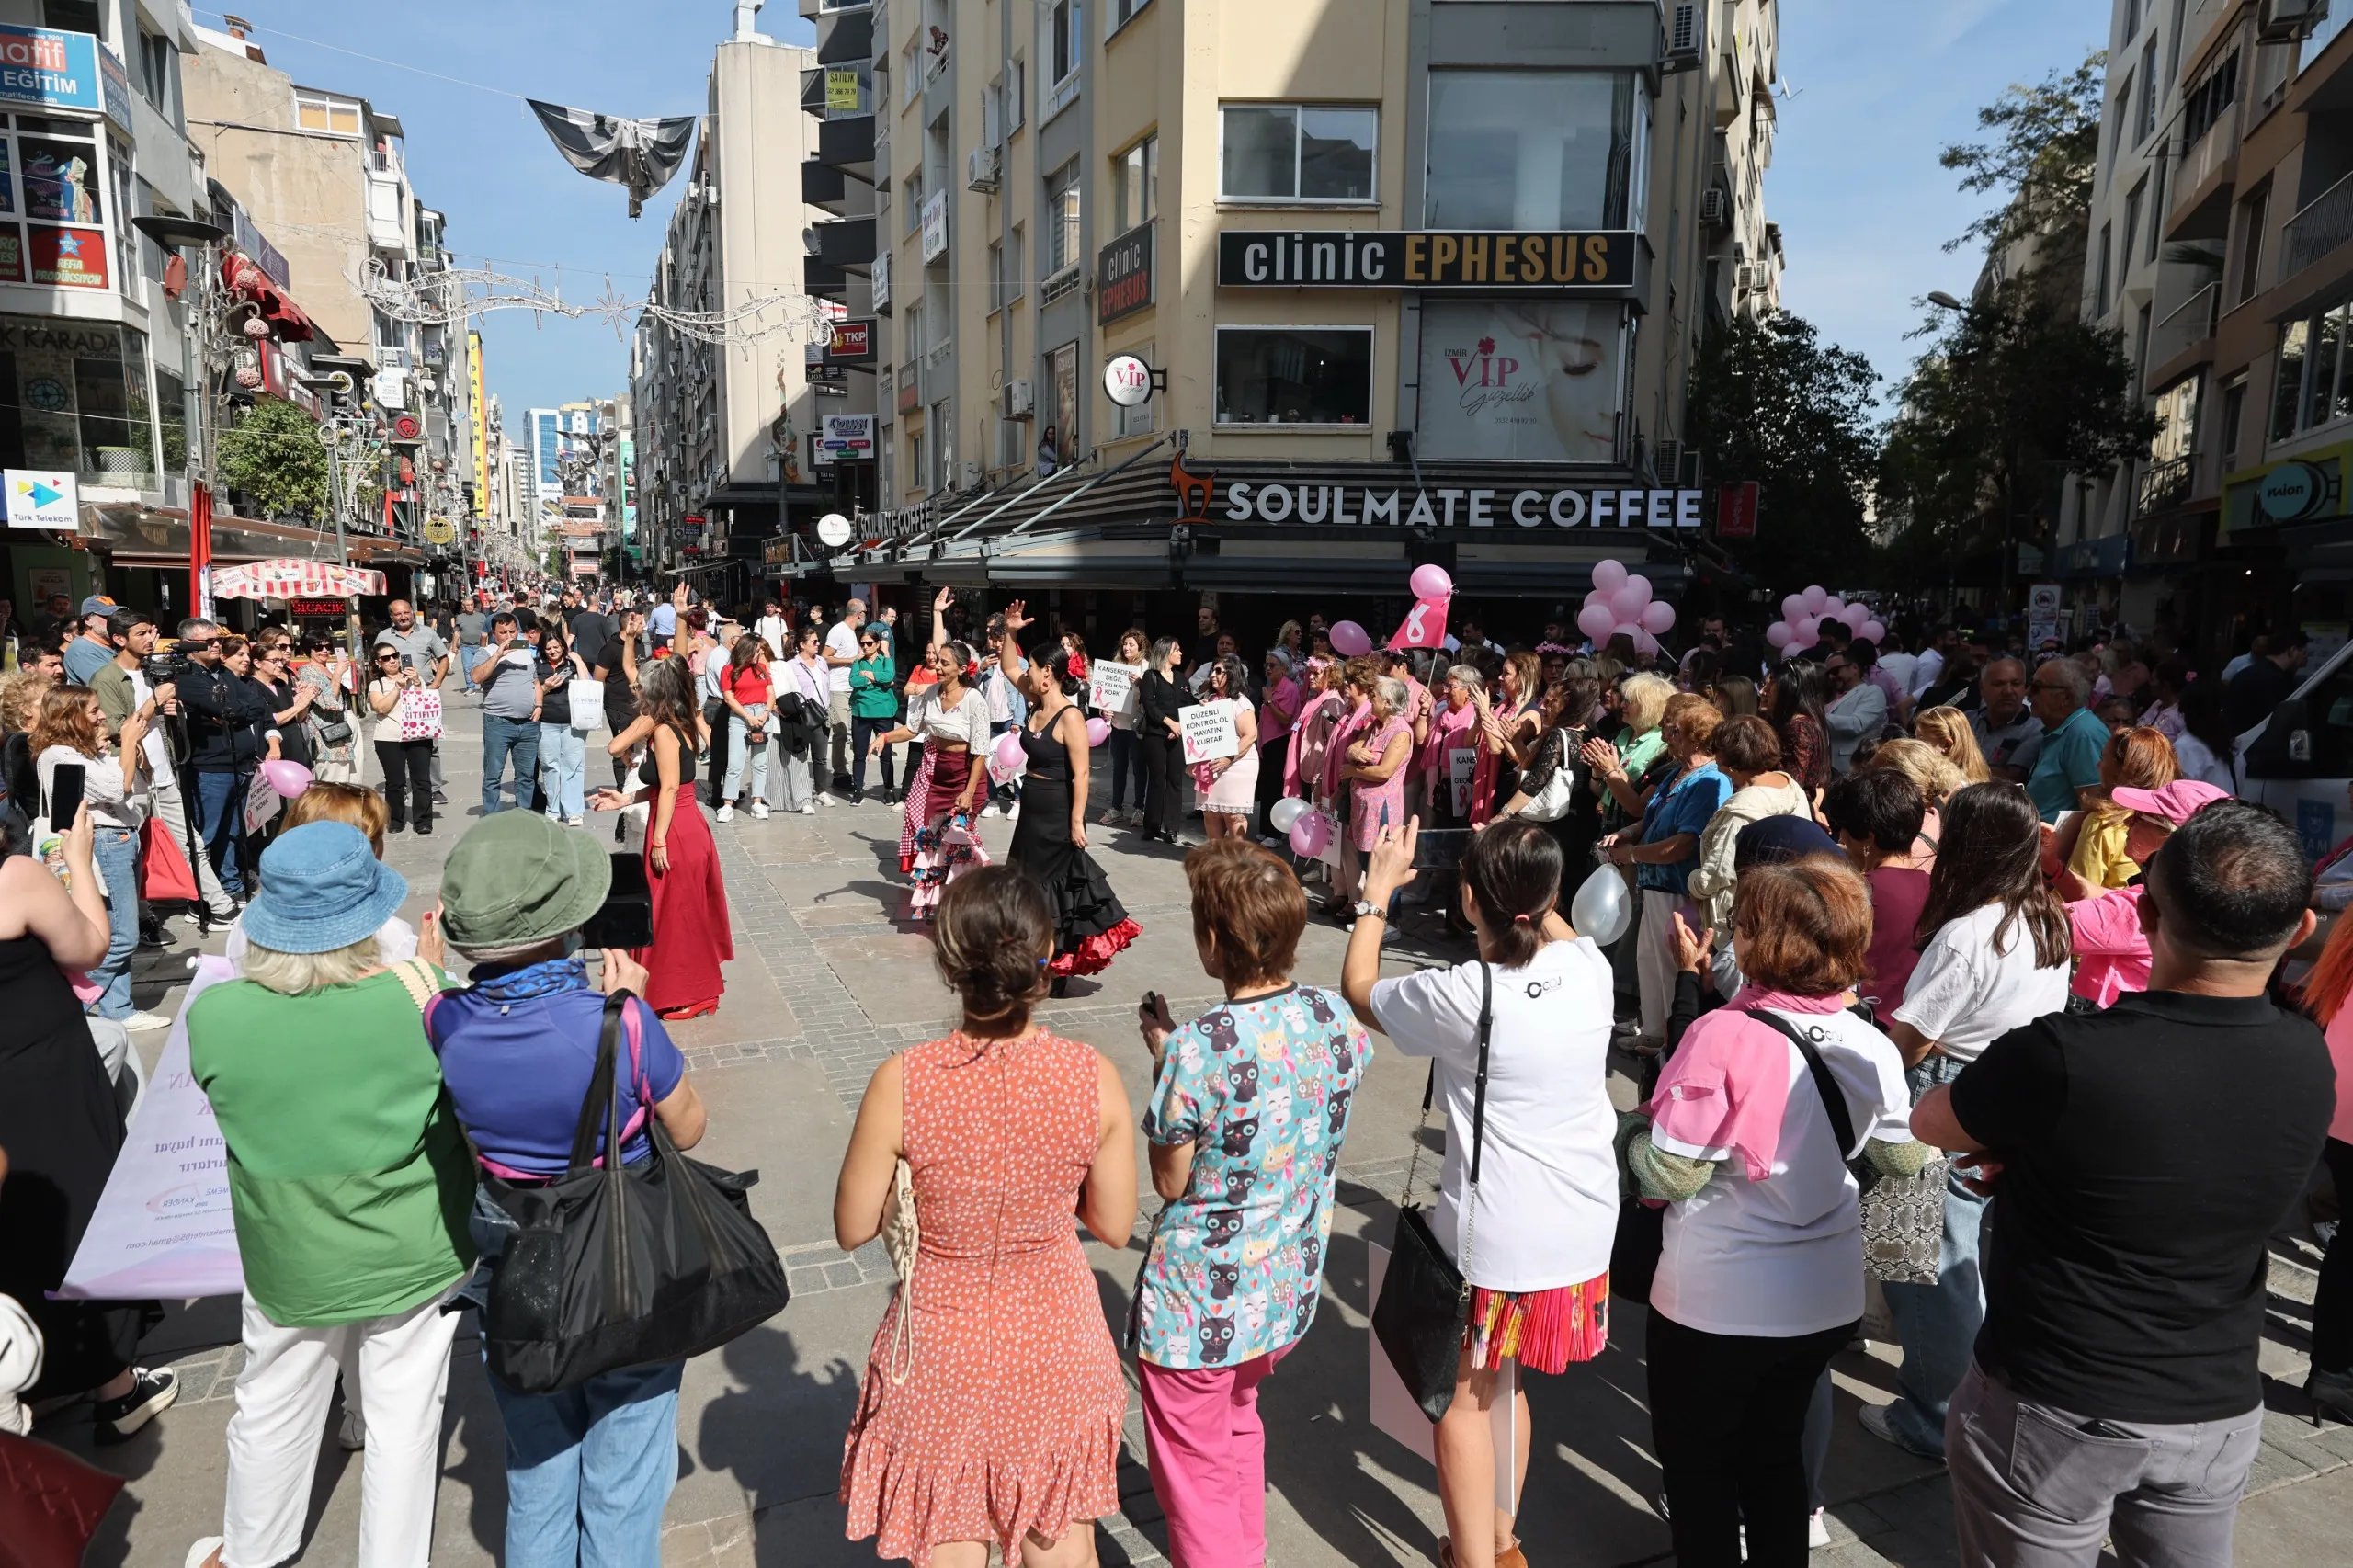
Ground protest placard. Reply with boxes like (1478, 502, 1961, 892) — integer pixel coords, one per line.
(1087, 659, 1142, 717)
(242, 770, 281, 838)
(1449, 746, 1477, 816)
(1182, 700, 1241, 765)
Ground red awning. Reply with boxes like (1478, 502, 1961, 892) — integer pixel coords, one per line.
(210, 559, 389, 601)
(221, 252, 317, 343)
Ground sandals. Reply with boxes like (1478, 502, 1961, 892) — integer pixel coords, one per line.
(1438, 1538, 1528, 1568)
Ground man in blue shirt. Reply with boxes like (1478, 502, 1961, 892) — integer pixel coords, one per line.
(61, 595, 118, 684)
(1605, 713, 1732, 1045)
(2026, 659, 2108, 824)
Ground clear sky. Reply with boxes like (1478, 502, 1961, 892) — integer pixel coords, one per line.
(194, 1, 820, 418)
(205, 0, 2110, 423)
(1772, 0, 2111, 405)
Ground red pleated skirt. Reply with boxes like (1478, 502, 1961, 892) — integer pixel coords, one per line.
(632, 793, 733, 1013)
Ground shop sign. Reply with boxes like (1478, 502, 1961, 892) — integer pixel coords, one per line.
(824, 317, 877, 363)
(26, 222, 106, 288)
(0, 230, 23, 283)
(2257, 459, 2333, 522)
(1217, 229, 1638, 290)
(871, 248, 890, 311)
(1717, 481, 1758, 539)
(1216, 479, 1706, 529)
(1097, 220, 1154, 324)
(821, 413, 877, 460)
(97, 42, 129, 130)
(1417, 300, 1624, 462)
(5, 466, 74, 529)
(290, 597, 347, 617)
(0, 26, 108, 119)
(921, 189, 948, 264)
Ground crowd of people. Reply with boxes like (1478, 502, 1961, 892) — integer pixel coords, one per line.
(0, 575, 2347, 1568)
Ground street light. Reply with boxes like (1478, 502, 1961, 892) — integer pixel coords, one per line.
(1926, 290, 1968, 312)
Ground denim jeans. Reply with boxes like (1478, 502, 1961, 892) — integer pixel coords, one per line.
(1879, 1052, 1988, 1457)
(1108, 725, 1146, 813)
(722, 709, 769, 801)
(539, 722, 586, 821)
(192, 767, 252, 897)
(88, 825, 140, 1019)
(487, 1359, 683, 1568)
(483, 712, 540, 814)
(852, 714, 897, 794)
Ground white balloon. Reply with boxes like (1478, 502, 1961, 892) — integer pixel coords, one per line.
(1571, 863, 1632, 946)
(1269, 797, 1309, 834)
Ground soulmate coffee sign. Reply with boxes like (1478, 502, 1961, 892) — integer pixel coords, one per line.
(1217, 229, 1638, 290)
(1215, 478, 1708, 530)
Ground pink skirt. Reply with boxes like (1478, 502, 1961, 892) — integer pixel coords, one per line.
(1467, 1270, 1609, 1374)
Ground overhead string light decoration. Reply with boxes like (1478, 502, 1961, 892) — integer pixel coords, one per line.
(355, 257, 829, 348)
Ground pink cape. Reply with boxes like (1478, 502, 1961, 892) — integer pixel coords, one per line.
(1643, 990, 1848, 1181)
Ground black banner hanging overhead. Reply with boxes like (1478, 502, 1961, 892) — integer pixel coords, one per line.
(527, 99, 699, 218)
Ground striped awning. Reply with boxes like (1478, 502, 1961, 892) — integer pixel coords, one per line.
(210, 558, 388, 601)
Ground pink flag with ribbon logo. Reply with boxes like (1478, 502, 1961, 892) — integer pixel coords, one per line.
(1387, 597, 1450, 650)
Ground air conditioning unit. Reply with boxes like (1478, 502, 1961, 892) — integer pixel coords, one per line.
(1699, 187, 1729, 228)
(1736, 261, 1771, 293)
(2260, 0, 2327, 40)
(1666, 1, 1702, 61)
(1003, 378, 1034, 418)
(967, 145, 999, 193)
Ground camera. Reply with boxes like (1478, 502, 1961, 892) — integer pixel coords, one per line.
(142, 650, 194, 686)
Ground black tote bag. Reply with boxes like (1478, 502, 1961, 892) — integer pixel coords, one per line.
(1370, 962, 1491, 1424)
(480, 992, 790, 1394)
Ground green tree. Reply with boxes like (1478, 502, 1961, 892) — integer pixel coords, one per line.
(1685, 310, 1882, 586)
(1939, 51, 2106, 297)
(215, 395, 327, 520)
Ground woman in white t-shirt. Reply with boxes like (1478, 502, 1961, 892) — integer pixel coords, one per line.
(1870, 780, 2072, 1463)
(1343, 818, 1618, 1568)
(1628, 856, 1921, 1566)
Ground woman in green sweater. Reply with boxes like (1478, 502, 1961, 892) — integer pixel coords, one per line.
(848, 629, 901, 803)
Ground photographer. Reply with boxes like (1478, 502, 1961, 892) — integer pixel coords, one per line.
(93, 609, 236, 930)
(175, 619, 273, 903)
(367, 643, 436, 835)
(469, 611, 541, 816)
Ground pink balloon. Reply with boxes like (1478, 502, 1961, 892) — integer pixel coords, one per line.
(1612, 622, 1642, 642)
(1592, 558, 1630, 593)
(1289, 810, 1335, 858)
(1610, 585, 1649, 621)
(1792, 617, 1821, 649)
(1623, 573, 1653, 604)
(261, 760, 313, 799)
(1822, 596, 1845, 618)
(1781, 595, 1805, 621)
(1576, 603, 1617, 642)
(994, 729, 1028, 776)
(1860, 619, 1886, 643)
(1766, 622, 1794, 649)
(1802, 585, 1829, 613)
(1409, 563, 1454, 600)
(1329, 619, 1372, 656)
(1844, 604, 1871, 631)
(1640, 600, 1677, 635)
(1632, 631, 1660, 657)
(1086, 716, 1110, 747)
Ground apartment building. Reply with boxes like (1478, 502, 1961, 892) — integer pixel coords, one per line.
(2068, 0, 2353, 665)
(630, 16, 845, 596)
(773, 0, 1778, 630)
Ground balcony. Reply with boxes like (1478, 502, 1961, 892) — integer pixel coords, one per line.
(2136, 454, 2197, 516)
(804, 256, 848, 300)
(803, 160, 851, 212)
(2283, 167, 2353, 285)
(811, 216, 877, 271)
(816, 8, 872, 62)
(2145, 280, 2221, 387)
(818, 115, 876, 178)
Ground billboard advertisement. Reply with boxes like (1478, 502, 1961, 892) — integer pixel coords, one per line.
(1414, 300, 1626, 463)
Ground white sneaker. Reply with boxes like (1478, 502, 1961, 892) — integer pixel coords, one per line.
(124, 1010, 173, 1032)
(1810, 1509, 1831, 1549)
(566, 815, 585, 827)
(716, 802, 734, 823)
(337, 1405, 366, 1451)
(750, 800, 770, 819)
(800, 804, 818, 816)
(185, 1538, 224, 1568)
(813, 793, 837, 807)
(1004, 803, 1020, 822)
(980, 802, 1002, 818)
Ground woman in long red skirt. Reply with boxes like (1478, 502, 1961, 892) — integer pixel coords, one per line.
(593, 654, 733, 1018)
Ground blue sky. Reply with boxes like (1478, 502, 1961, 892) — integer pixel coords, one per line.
(1773, 0, 2110, 403)
(208, 0, 2109, 420)
(197, 2, 821, 417)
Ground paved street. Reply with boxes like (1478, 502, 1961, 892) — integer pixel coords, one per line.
(38, 700, 2353, 1567)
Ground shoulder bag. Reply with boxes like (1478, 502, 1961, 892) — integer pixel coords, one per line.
(1517, 730, 1580, 823)
(1741, 1008, 1944, 1285)
(1370, 962, 1491, 1423)
(478, 990, 790, 1393)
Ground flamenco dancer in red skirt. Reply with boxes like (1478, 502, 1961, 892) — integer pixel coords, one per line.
(995, 603, 1140, 994)
(869, 637, 994, 919)
(592, 655, 733, 1019)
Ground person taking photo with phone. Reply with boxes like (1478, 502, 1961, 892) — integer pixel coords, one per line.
(33, 682, 163, 1028)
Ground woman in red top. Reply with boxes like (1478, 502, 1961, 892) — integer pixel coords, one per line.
(717, 632, 775, 821)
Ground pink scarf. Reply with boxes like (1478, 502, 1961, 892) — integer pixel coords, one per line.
(1285, 689, 1342, 797)
(1320, 699, 1373, 800)
(1643, 989, 1848, 1181)
(1258, 676, 1301, 744)
(1417, 699, 1499, 825)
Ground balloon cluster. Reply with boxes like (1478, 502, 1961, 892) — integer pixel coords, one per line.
(1268, 796, 1336, 858)
(1573, 559, 1675, 656)
(1765, 585, 1884, 655)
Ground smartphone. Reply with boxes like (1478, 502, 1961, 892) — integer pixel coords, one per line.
(581, 852, 654, 950)
(47, 760, 85, 829)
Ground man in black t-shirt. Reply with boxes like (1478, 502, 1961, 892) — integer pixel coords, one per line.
(1915, 801, 2334, 1568)
(591, 608, 645, 843)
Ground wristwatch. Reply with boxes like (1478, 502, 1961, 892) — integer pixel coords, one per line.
(1352, 900, 1388, 921)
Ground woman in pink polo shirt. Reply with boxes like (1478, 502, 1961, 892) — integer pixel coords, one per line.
(2062, 780, 2230, 1008)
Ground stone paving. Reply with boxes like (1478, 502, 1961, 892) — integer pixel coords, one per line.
(29, 701, 2353, 1566)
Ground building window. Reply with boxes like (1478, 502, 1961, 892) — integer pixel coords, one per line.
(2096, 223, 2112, 318)
(2267, 298, 2353, 443)
(1425, 72, 1643, 230)
(933, 399, 956, 490)
(0, 316, 155, 484)
(1109, 0, 1150, 32)
(904, 172, 924, 234)
(1050, 0, 1081, 85)
(1415, 300, 1625, 461)
(1213, 326, 1373, 426)
(908, 425, 926, 496)
(2138, 37, 2159, 144)
(1045, 158, 1082, 274)
(2221, 374, 2247, 464)
(139, 29, 173, 113)
(2121, 178, 2145, 283)
(156, 366, 187, 472)
(42, 0, 101, 39)
(1006, 225, 1024, 302)
(2237, 185, 2268, 304)
(1220, 104, 1376, 203)
(295, 89, 363, 137)
(1114, 134, 1158, 233)
(1049, 340, 1080, 451)
(988, 240, 1006, 312)
(2148, 158, 2168, 262)
(2182, 51, 2239, 147)
(1110, 341, 1155, 437)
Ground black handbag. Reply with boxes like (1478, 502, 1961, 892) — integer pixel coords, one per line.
(479, 992, 790, 1393)
(1370, 962, 1491, 1424)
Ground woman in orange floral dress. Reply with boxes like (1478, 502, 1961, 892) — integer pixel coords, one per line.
(834, 865, 1138, 1567)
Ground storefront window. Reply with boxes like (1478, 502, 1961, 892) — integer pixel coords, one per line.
(0, 314, 156, 487)
(1214, 326, 1372, 426)
(155, 366, 187, 472)
(1425, 71, 1645, 231)
(1414, 300, 1626, 462)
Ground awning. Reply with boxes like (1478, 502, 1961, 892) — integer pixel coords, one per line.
(210, 559, 389, 601)
(221, 252, 317, 343)
(80, 502, 423, 569)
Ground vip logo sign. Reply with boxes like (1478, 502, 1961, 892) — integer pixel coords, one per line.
(6, 467, 76, 529)
(1441, 334, 1537, 422)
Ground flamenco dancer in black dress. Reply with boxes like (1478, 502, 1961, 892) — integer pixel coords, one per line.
(996, 603, 1140, 994)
